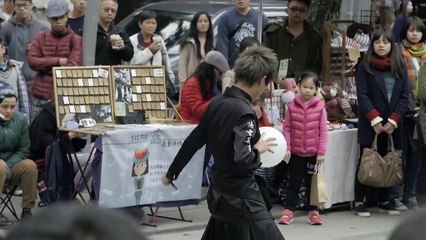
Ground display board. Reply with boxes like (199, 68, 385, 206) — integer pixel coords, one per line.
(111, 65, 168, 119)
(53, 66, 114, 128)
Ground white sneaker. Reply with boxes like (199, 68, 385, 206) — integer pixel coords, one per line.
(392, 199, 408, 211)
(13, 187, 22, 196)
(405, 197, 419, 211)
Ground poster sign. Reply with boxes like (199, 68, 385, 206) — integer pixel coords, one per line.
(99, 125, 204, 208)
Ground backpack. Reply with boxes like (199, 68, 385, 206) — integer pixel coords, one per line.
(38, 135, 75, 206)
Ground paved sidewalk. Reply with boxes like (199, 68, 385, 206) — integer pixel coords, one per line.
(0, 195, 424, 239)
(143, 202, 422, 240)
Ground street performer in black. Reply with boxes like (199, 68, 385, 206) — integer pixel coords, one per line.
(162, 46, 285, 240)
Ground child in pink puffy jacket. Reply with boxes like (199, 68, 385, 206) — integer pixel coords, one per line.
(279, 71, 328, 226)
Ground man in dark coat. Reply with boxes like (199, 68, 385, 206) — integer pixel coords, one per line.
(95, 0, 133, 65)
(162, 46, 284, 240)
(263, 0, 322, 88)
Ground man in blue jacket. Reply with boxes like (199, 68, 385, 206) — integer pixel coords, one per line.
(216, 0, 268, 68)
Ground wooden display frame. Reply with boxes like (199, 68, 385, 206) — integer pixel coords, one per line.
(111, 65, 168, 119)
(53, 66, 115, 129)
(322, 21, 359, 89)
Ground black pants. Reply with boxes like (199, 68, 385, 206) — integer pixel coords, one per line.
(354, 133, 391, 204)
(286, 154, 317, 212)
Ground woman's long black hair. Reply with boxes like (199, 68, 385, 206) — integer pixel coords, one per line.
(182, 11, 214, 59)
(363, 28, 405, 79)
(192, 62, 220, 100)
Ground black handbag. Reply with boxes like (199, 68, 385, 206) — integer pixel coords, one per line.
(414, 112, 426, 146)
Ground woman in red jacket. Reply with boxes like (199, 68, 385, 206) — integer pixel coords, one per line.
(180, 51, 229, 124)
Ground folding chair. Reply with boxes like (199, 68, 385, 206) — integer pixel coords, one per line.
(0, 185, 19, 221)
(61, 133, 95, 204)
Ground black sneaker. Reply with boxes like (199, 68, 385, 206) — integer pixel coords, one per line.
(378, 202, 400, 215)
(354, 203, 371, 217)
(21, 208, 32, 220)
(0, 214, 12, 226)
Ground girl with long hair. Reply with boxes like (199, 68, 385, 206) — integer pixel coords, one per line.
(354, 28, 410, 217)
(178, 12, 214, 88)
(389, 16, 426, 211)
(179, 51, 229, 124)
(393, 0, 414, 43)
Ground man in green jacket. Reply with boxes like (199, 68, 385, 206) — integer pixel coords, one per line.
(263, 0, 322, 88)
(0, 82, 37, 225)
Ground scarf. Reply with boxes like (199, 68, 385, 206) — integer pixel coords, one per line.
(401, 40, 426, 94)
(374, 56, 391, 71)
(0, 59, 8, 72)
(407, 42, 426, 57)
(137, 32, 147, 49)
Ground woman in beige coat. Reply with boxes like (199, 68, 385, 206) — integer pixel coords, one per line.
(178, 12, 215, 89)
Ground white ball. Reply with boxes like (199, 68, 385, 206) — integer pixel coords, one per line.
(258, 127, 287, 168)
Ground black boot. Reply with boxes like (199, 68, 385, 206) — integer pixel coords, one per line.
(21, 208, 32, 219)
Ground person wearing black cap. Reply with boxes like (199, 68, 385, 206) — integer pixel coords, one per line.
(163, 46, 285, 240)
(0, 82, 37, 225)
(179, 50, 229, 124)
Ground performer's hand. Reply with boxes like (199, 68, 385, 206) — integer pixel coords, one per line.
(372, 123, 384, 134)
(161, 175, 171, 186)
(317, 155, 325, 165)
(284, 151, 291, 163)
(383, 122, 396, 135)
(254, 136, 277, 154)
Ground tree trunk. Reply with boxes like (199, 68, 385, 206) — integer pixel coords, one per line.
(308, 0, 343, 33)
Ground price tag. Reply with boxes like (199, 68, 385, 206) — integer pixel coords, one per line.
(131, 69, 137, 77)
(98, 68, 109, 78)
(56, 70, 62, 78)
(136, 86, 142, 93)
(63, 96, 69, 104)
(92, 69, 98, 78)
(80, 105, 86, 113)
(146, 94, 152, 102)
(145, 77, 151, 84)
(160, 102, 166, 110)
(132, 94, 138, 102)
(153, 68, 164, 77)
(78, 78, 84, 87)
(88, 78, 94, 87)
(69, 105, 76, 113)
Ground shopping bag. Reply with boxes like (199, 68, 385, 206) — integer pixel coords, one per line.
(310, 167, 328, 207)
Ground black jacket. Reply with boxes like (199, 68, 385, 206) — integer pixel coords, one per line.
(95, 24, 133, 65)
(263, 20, 322, 78)
(166, 86, 272, 222)
(356, 62, 410, 147)
(29, 102, 57, 160)
(29, 102, 85, 160)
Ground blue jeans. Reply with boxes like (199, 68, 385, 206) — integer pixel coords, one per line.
(390, 116, 423, 201)
(390, 145, 423, 201)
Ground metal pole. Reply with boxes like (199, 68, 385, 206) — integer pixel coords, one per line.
(257, 0, 263, 43)
(82, 0, 101, 65)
